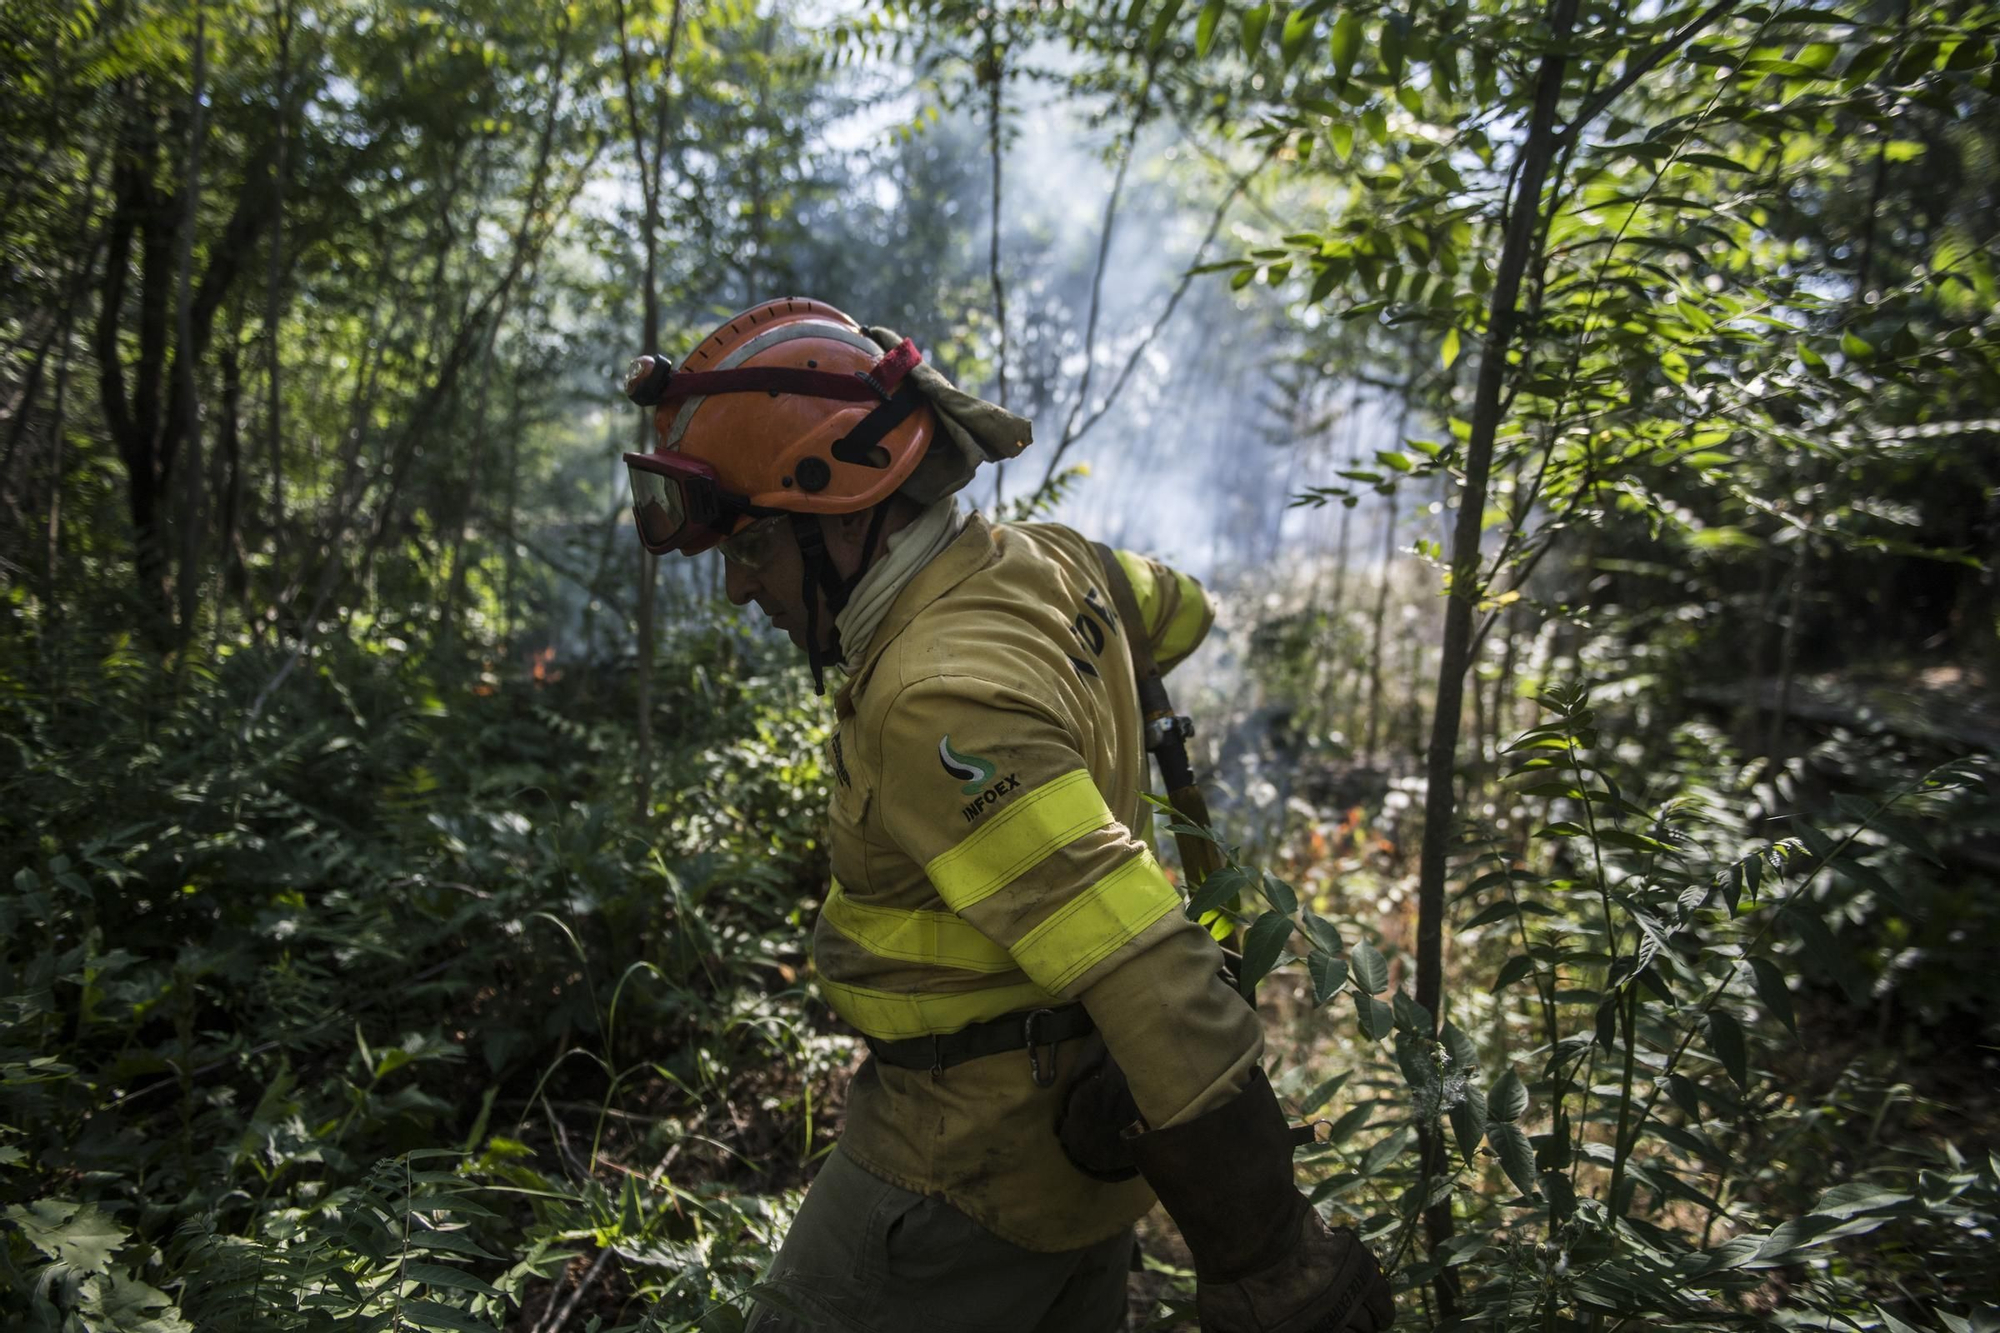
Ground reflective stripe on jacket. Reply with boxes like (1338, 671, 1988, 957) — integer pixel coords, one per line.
(814, 513, 1262, 1252)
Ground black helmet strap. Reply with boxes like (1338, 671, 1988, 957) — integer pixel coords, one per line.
(788, 502, 894, 695)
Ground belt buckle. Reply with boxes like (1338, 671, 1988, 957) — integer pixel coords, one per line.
(1024, 1008, 1060, 1088)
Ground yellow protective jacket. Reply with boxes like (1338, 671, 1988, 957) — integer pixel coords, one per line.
(815, 513, 1264, 1252)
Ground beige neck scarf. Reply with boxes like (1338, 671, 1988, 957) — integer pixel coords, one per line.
(835, 497, 964, 673)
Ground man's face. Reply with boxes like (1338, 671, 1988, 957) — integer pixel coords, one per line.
(723, 517, 818, 652)
(721, 510, 876, 653)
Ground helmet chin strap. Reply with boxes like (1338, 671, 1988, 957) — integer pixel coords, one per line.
(789, 505, 893, 695)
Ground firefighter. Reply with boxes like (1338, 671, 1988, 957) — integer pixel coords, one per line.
(621, 298, 1394, 1333)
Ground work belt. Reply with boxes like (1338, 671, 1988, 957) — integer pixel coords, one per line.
(863, 1004, 1096, 1086)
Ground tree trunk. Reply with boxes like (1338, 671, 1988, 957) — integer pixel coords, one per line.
(173, 4, 211, 643)
(1364, 482, 1398, 762)
(1767, 524, 1812, 758)
(1412, 0, 1582, 1309)
(615, 0, 686, 821)
(218, 330, 246, 603)
(264, 0, 292, 563)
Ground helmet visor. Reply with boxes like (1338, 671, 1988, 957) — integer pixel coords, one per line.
(623, 451, 773, 555)
(626, 458, 691, 553)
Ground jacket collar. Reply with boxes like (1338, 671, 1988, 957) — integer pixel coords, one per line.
(834, 512, 1000, 718)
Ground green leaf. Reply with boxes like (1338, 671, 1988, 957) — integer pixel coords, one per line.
(1841, 329, 1875, 359)
(1329, 11, 1362, 80)
(1260, 871, 1298, 915)
(1488, 1069, 1528, 1121)
(1353, 991, 1394, 1041)
(1301, 910, 1344, 955)
(401, 1300, 501, 1333)
(1240, 2, 1271, 55)
(1280, 7, 1314, 67)
(1485, 1120, 1539, 1197)
(1194, 0, 1224, 57)
(1301, 1069, 1352, 1114)
(406, 1263, 504, 1298)
(1147, 0, 1188, 53)
(1361, 1125, 1414, 1176)
(1381, 17, 1407, 82)
(1779, 902, 1867, 1004)
(1238, 911, 1296, 996)
(1321, 1102, 1373, 1146)
(1448, 1082, 1487, 1163)
(4, 1199, 127, 1275)
(1308, 951, 1350, 1005)
(1462, 900, 1521, 929)
(1668, 1072, 1703, 1120)
(1747, 956, 1796, 1035)
(1441, 1021, 1477, 1077)
(80, 1269, 192, 1333)
(1328, 122, 1354, 161)
(1440, 326, 1461, 369)
(1187, 864, 1253, 918)
(1706, 1008, 1749, 1089)
(1815, 1182, 1915, 1219)
(1349, 939, 1389, 993)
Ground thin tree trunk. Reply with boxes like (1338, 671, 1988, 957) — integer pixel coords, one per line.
(985, 14, 1008, 411)
(441, 317, 507, 646)
(503, 381, 521, 643)
(615, 0, 686, 820)
(173, 6, 211, 643)
(1734, 542, 1777, 742)
(1494, 606, 1520, 753)
(43, 301, 80, 633)
(1412, 0, 1581, 1309)
(1364, 477, 1401, 761)
(264, 0, 292, 563)
(218, 329, 246, 602)
(1767, 525, 1812, 757)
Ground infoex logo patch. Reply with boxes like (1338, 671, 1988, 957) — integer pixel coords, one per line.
(938, 736, 996, 795)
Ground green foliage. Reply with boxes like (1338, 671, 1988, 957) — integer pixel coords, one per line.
(6, 0, 1999, 1326)
(0, 616, 832, 1330)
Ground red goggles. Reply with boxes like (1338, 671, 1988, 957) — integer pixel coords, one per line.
(622, 451, 777, 555)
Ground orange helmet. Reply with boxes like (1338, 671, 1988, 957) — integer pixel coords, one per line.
(621, 297, 936, 556)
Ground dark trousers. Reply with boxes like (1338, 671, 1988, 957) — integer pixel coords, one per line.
(743, 1145, 1134, 1332)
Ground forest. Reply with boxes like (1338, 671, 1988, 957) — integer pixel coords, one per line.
(2, 0, 1996, 1328)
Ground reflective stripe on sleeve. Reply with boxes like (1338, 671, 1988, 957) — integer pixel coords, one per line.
(924, 769, 1113, 912)
(815, 975, 1064, 1041)
(822, 878, 1017, 974)
(1009, 849, 1182, 995)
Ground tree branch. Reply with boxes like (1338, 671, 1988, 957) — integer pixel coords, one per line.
(1560, 0, 1740, 141)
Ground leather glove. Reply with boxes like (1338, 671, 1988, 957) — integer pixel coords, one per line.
(1056, 1044, 1142, 1182)
(1126, 1067, 1395, 1333)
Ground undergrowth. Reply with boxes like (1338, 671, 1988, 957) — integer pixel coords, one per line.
(1, 616, 837, 1331)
